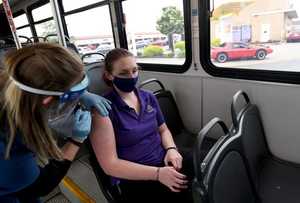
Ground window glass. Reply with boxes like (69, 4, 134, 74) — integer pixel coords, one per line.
(16, 27, 32, 39)
(14, 14, 29, 28)
(32, 3, 52, 22)
(35, 20, 56, 38)
(122, 0, 186, 65)
(62, 0, 103, 12)
(210, 0, 300, 71)
(65, 5, 114, 59)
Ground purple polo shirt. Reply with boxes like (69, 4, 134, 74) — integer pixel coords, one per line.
(104, 88, 166, 183)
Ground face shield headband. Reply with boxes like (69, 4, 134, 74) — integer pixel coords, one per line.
(9, 74, 89, 103)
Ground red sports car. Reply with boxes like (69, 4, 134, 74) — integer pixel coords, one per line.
(211, 42, 273, 63)
(287, 32, 300, 43)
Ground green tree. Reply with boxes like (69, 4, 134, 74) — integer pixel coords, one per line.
(41, 21, 57, 39)
(156, 6, 184, 52)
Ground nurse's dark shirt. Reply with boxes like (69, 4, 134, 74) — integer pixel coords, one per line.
(0, 130, 40, 203)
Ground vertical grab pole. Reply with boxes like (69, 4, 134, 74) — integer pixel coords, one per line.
(50, 0, 67, 47)
(2, 0, 22, 49)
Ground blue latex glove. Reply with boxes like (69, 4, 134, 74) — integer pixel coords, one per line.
(71, 109, 92, 143)
(80, 91, 111, 117)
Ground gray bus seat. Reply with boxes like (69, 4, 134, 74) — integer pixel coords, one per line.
(192, 116, 256, 203)
(85, 61, 110, 95)
(84, 62, 121, 203)
(231, 91, 300, 203)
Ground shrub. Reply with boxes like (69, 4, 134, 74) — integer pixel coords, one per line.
(177, 50, 185, 58)
(175, 41, 185, 51)
(143, 45, 164, 57)
(163, 52, 174, 58)
(211, 38, 221, 47)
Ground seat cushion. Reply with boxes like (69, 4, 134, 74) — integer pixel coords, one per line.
(259, 158, 300, 203)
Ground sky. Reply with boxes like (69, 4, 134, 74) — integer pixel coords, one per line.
(13, 0, 183, 38)
(12, 0, 300, 39)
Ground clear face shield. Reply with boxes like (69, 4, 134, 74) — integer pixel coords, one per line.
(46, 75, 89, 122)
(10, 75, 89, 136)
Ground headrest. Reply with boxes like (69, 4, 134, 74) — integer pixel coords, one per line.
(85, 62, 110, 96)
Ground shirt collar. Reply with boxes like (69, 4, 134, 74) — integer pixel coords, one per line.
(111, 88, 146, 113)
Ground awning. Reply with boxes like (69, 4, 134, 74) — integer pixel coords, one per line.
(285, 10, 298, 19)
(213, 0, 255, 18)
(252, 9, 298, 19)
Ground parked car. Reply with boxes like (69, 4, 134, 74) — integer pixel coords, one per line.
(95, 44, 114, 55)
(135, 39, 151, 49)
(151, 39, 168, 46)
(287, 32, 300, 43)
(77, 46, 92, 55)
(211, 42, 273, 63)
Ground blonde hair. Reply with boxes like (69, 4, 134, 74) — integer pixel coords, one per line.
(0, 43, 84, 160)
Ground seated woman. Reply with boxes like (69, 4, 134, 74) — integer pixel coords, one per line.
(90, 48, 193, 203)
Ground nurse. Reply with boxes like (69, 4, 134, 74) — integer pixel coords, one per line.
(0, 43, 111, 202)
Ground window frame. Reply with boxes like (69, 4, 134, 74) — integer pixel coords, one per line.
(199, 0, 300, 85)
(27, 0, 55, 39)
(14, 11, 33, 38)
(61, 0, 116, 48)
(120, 0, 192, 73)
(61, 0, 107, 13)
(31, 2, 53, 22)
(14, 11, 29, 28)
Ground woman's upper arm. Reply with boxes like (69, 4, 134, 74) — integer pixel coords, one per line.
(90, 111, 118, 172)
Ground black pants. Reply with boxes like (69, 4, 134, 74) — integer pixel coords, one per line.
(118, 150, 194, 203)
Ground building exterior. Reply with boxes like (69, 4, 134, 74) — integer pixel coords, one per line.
(211, 0, 298, 43)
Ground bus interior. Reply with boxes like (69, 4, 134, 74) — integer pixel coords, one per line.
(1, 0, 300, 202)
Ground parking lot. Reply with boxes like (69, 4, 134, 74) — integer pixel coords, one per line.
(213, 42, 300, 72)
(81, 43, 300, 72)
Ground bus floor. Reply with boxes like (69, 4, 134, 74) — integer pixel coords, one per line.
(42, 187, 70, 203)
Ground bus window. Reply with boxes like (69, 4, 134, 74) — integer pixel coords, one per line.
(31, 3, 56, 38)
(35, 20, 56, 38)
(209, 0, 300, 72)
(122, 0, 186, 65)
(62, 0, 104, 12)
(14, 14, 29, 28)
(32, 3, 52, 22)
(65, 5, 114, 59)
(14, 13, 33, 40)
(17, 27, 32, 40)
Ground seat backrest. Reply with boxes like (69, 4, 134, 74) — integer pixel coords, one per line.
(156, 90, 185, 135)
(231, 91, 269, 194)
(193, 117, 257, 203)
(77, 62, 108, 159)
(83, 63, 119, 202)
(139, 78, 184, 136)
(85, 62, 110, 95)
(85, 140, 120, 203)
(208, 149, 256, 203)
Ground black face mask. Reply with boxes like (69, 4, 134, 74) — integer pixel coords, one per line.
(113, 75, 138, 92)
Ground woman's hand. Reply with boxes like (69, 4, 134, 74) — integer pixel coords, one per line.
(158, 166, 188, 192)
(80, 91, 111, 117)
(164, 148, 183, 171)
